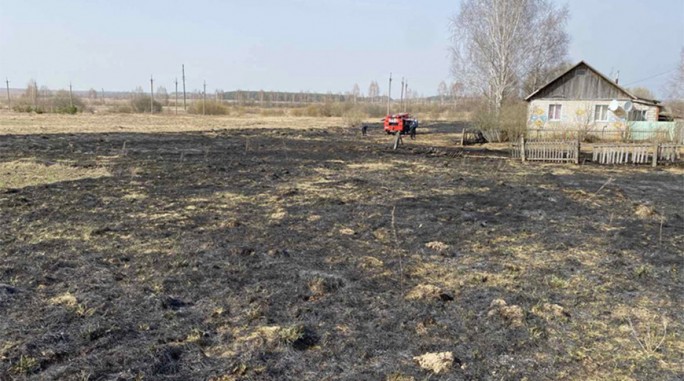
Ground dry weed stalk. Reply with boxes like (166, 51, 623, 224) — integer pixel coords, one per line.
(628, 314, 668, 355)
(591, 177, 614, 199)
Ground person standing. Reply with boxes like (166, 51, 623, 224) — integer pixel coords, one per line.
(409, 120, 417, 140)
(361, 124, 368, 136)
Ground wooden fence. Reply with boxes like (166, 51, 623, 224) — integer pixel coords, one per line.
(592, 143, 681, 166)
(592, 143, 654, 165)
(511, 137, 580, 164)
(658, 144, 682, 163)
(511, 138, 681, 166)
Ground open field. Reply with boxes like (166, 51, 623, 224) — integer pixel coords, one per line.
(0, 114, 683, 380)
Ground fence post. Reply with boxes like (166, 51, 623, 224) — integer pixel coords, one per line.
(575, 136, 580, 165)
(520, 135, 526, 163)
(652, 142, 658, 168)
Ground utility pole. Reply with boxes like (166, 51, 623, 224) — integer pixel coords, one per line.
(182, 64, 187, 111)
(174, 78, 178, 115)
(387, 73, 392, 116)
(404, 80, 408, 113)
(150, 75, 154, 113)
(5, 78, 10, 110)
(202, 80, 206, 116)
(400, 77, 405, 112)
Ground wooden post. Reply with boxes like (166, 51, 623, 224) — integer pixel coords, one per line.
(400, 77, 405, 112)
(652, 143, 658, 168)
(387, 73, 392, 116)
(182, 64, 187, 111)
(520, 135, 526, 162)
(393, 132, 402, 150)
(150, 75, 154, 114)
(69, 82, 73, 108)
(5, 78, 10, 110)
(174, 78, 178, 115)
(575, 135, 580, 165)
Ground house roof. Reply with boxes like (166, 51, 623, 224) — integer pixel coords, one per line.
(524, 61, 660, 105)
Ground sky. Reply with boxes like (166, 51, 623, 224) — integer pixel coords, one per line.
(0, 0, 682, 98)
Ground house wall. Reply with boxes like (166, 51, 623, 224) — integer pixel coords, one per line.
(528, 99, 659, 131)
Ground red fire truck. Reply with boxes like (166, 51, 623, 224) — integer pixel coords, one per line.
(383, 113, 414, 135)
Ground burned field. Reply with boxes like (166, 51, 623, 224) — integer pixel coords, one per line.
(0, 123, 682, 380)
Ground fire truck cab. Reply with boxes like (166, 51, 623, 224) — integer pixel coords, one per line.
(383, 113, 414, 135)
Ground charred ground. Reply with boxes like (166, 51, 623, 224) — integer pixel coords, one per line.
(0, 123, 682, 380)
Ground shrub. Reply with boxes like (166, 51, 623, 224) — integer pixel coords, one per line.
(51, 90, 84, 114)
(187, 100, 229, 115)
(130, 95, 162, 113)
(259, 108, 286, 117)
(472, 101, 527, 142)
(12, 101, 35, 113)
(342, 108, 365, 127)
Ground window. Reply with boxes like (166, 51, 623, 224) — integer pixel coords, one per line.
(630, 110, 647, 121)
(594, 105, 609, 122)
(548, 104, 562, 121)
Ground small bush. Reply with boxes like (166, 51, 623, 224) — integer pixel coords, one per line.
(259, 108, 286, 117)
(108, 104, 133, 113)
(290, 108, 305, 117)
(51, 90, 84, 114)
(130, 95, 162, 113)
(12, 102, 35, 113)
(342, 108, 365, 127)
(188, 100, 229, 115)
(472, 101, 527, 142)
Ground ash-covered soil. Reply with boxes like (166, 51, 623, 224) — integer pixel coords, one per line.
(0, 124, 682, 380)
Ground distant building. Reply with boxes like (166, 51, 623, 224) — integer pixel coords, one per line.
(525, 61, 662, 131)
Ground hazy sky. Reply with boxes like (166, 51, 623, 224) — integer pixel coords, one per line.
(1, 0, 682, 98)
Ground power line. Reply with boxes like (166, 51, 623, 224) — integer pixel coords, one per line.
(623, 67, 678, 87)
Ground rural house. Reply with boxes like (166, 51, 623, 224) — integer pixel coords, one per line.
(525, 61, 662, 132)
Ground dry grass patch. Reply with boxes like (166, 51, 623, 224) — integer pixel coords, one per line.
(0, 113, 344, 135)
(488, 299, 525, 327)
(413, 352, 454, 374)
(0, 160, 110, 189)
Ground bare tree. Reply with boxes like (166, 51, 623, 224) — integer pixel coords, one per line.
(87, 88, 98, 101)
(368, 81, 380, 103)
(629, 87, 656, 100)
(449, 82, 464, 104)
(157, 86, 169, 105)
(665, 48, 684, 117)
(352, 83, 360, 103)
(438, 81, 448, 105)
(522, 61, 571, 96)
(450, 0, 569, 112)
(25, 80, 39, 107)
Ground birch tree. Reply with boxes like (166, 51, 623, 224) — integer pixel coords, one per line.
(438, 81, 448, 105)
(352, 83, 360, 103)
(450, 0, 569, 112)
(368, 81, 380, 103)
(665, 48, 684, 117)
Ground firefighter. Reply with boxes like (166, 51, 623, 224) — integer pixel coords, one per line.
(409, 119, 418, 140)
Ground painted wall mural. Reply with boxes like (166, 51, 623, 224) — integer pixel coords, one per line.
(529, 106, 547, 127)
(608, 112, 626, 129)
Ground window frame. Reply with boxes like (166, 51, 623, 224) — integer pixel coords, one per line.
(548, 104, 562, 121)
(630, 109, 647, 121)
(594, 105, 609, 122)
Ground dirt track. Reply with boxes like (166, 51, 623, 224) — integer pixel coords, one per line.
(1, 122, 682, 380)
